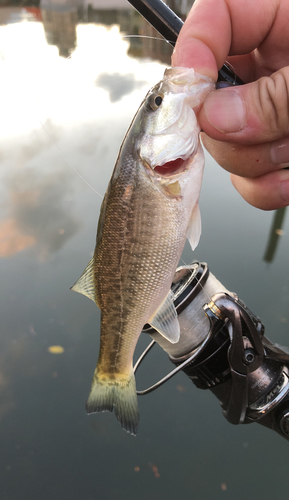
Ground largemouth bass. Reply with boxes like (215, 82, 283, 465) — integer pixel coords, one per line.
(71, 67, 214, 435)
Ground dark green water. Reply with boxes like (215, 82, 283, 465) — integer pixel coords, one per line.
(0, 3, 289, 499)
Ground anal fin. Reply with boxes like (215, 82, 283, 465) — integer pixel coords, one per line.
(149, 290, 180, 344)
(70, 258, 97, 304)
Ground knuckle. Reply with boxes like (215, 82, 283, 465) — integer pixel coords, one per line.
(257, 70, 289, 136)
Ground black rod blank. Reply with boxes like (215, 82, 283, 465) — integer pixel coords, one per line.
(127, 0, 244, 86)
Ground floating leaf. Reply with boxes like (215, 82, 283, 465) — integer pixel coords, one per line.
(48, 345, 64, 354)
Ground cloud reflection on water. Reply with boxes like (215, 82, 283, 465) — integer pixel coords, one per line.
(95, 72, 147, 102)
(0, 16, 168, 262)
(0, 167, 80, 260)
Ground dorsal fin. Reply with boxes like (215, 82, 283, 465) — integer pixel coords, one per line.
(70, 258, 97, 304)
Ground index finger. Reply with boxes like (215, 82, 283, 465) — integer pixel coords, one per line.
(172, 0, 277, 80)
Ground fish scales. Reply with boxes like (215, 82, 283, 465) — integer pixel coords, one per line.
(95, 156, 184, 369)
(71, 67, 214, 435)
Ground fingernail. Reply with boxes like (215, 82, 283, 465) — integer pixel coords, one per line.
(203, 90, 246, 133)
(271, 137, 289, 164)
(280, 179, 289, 204)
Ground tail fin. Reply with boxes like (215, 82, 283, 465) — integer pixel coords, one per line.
(85, 370, 139, 436)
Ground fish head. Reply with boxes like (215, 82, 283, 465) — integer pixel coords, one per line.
(137, 67, 215, 178)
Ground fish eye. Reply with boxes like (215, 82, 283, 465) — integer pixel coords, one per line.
(154, 95, 163, 106)
(146, 93, 163, 111)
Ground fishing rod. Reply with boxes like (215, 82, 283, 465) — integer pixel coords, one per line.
(127, 0, 244, 86)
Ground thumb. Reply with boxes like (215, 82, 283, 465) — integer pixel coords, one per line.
(199, 67, 289, 145)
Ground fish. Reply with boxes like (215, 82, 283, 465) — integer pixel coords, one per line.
(71, 67, 214, 435)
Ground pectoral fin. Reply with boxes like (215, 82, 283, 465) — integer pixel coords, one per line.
(186, 202, 201, 251)
(70, 258, 97, 304)
(149, 290, 180, 344)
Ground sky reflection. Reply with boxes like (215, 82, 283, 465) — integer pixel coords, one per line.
(0, 15, 167, 261)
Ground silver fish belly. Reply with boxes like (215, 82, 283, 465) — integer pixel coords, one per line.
(71, 67, 214, 435)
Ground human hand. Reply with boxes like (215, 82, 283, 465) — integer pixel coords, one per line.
(172, 0, 289, 210)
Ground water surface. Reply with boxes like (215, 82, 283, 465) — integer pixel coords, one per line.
(0, 3, 289, 500)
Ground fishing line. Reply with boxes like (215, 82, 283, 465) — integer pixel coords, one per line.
(37, 114, 103, 198)
(121, 34, 173, 44)
(37, 34, 172, 198)
(38, 30, 211, 317)
(35, 50, 103, 198)
(179, 255, 212, 304)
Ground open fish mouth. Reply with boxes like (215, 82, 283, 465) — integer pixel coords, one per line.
(154, 157, 187, 176)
